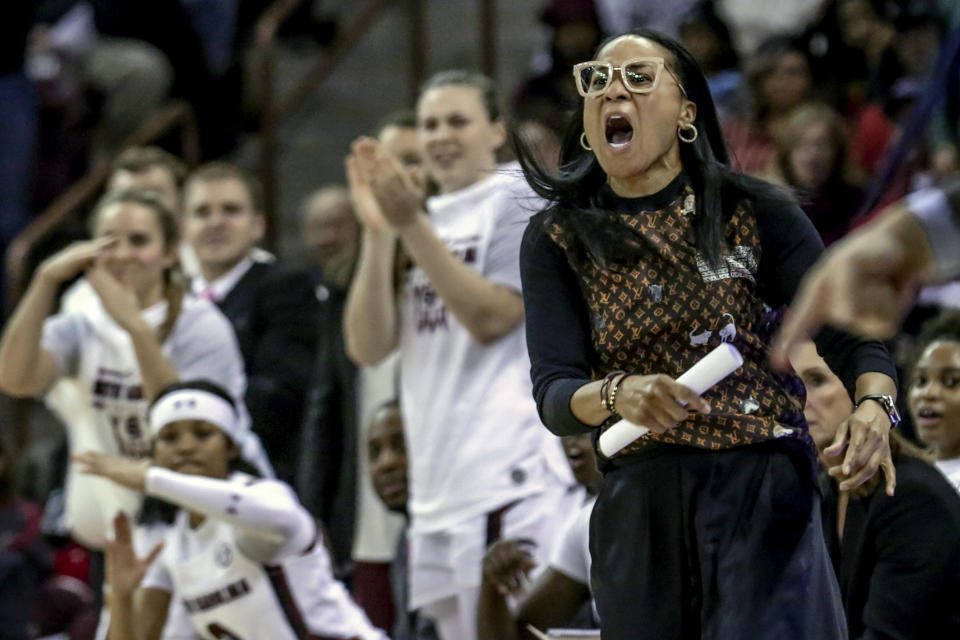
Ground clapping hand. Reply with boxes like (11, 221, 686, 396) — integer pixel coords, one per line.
(349, 138, 425, 230)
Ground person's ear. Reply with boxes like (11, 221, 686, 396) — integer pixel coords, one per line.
(679, 100, 697, 130)
(490, 119, 508, 153)
(252, 212, 266, 244)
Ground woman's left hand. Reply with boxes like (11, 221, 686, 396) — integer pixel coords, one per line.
(74, 450, 151, 492)
(825, 400, 896, 495)
(87, 266, 148, 333)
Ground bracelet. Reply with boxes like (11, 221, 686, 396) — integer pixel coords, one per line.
(607, 373, 634, 415)
(600, 371, 626, 411)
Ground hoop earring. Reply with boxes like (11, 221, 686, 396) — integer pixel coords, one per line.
(678, 123, 698, 143)
(580, 132, 593, 152)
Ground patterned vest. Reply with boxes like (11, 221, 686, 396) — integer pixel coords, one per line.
(547, 181, 809, 458)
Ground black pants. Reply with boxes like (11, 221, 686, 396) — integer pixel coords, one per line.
(590, 443, 846, 640)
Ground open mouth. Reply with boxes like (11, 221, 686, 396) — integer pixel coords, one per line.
(430, 147, 460, 167)
(916, 407, 942, 421)
(605, 115, 634, 147)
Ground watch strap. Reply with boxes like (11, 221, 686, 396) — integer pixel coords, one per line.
(855, 394, 901, 427)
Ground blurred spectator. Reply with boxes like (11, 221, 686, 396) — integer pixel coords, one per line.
(106, 146, 186, 214)
(835, 0, 897, 103)
(512, 0, 604, 137)
(302, 185, 360, 290)
(716, 0, 824, 56)
(30, 1, 174, 164)
(366, 401, 439, 640)
(592, 0, 698, 38)
(724, 36, 815, 174)
(31, 574, 97, 640)
(0, 1, 39, 314)
(183, 163, 320, 484)
(908, 311, 960, 493)
(677, 2, 744, 120)
(86, 0, 239, 158)
(296, 183, 360, 570)
(791, 341, 960, 639)
(0, 439, 51, 640)
(767, 103, 863, 245)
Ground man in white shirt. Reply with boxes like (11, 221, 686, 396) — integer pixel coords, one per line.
(183, 163, 321, 484)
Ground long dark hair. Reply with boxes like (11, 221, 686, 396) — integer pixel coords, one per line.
(514, 28, 789, 268)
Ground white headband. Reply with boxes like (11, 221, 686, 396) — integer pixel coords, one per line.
(149, 389, 238, 442)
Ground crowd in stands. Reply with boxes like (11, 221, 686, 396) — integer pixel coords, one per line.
(1, 0, 959, 638)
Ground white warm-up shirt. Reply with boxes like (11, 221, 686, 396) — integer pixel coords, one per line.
(142, 472, 385, 640)
(936, 458, 960, 495)
(40, 296, 259, 548)
(399, 164, 572, 533)
(550, 496, 596, 586)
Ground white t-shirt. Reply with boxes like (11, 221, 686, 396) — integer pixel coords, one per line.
(549, 496, 596, 587)
(352, 351, 406, 563)
(40, 296, 252, 548)
(142, 475, 386, 640)
(935, 458, 960, 495)
(399, 164, 572, 532)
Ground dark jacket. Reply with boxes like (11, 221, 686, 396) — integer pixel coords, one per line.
(217, 261, 321, 484)
(821, 456, 960, 640)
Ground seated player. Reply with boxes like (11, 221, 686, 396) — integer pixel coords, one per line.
(74, 379, 387, 640)
(477, 433, 603, 640)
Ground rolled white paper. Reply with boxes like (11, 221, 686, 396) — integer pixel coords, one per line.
(598, 343, 744, 457)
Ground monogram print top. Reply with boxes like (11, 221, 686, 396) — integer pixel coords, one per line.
(521, 173, 896, 460)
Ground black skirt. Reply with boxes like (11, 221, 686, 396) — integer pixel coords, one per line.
(589, 441, 846, 640)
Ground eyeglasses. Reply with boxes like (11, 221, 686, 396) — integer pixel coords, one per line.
(572, 57, 687, 99)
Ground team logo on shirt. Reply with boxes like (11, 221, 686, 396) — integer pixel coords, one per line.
(92, 368, 151, 457)
(182, 578, 250, 613)
(412, 283, 448, 333)
(215, 543, 233, 568)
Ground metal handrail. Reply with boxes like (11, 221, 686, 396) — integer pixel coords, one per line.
(255, 0, 405, 248)
(7, 0, 501, 303)
(4, 100, 200, 311)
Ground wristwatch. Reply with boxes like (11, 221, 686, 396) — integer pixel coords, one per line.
(855, 394, 901, 428)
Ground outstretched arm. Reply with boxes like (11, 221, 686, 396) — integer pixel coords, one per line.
(75, 452, 315, 562)
(772, 180, 960, 365)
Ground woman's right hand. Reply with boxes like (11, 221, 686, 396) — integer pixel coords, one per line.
(37, 237, 116, 285)
(614, 374, 711, 434)
(105, 512, 163, 598)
